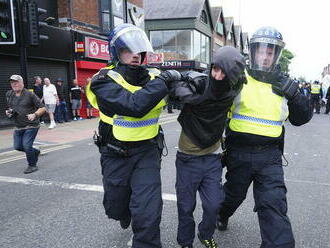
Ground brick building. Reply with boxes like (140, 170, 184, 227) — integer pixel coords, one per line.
(0, 0, 142, 126)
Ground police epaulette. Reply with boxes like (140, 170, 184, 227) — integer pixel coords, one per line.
(91, 69, 111, 84)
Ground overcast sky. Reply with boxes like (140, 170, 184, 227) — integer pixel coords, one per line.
(210, 0, 330, 81)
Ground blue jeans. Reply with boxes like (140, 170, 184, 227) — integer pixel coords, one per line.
(55, 101, 68, 122)
(176, 152, 224, 246)
(13, 127, 40, 166)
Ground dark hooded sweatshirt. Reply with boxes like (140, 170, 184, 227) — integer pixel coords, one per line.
(172, 46, 246, 154)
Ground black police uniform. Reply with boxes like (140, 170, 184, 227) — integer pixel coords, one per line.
(90, 63, 168, 248)
(218, 71, 313, 248)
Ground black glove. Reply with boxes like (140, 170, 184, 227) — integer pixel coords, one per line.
(157, 70, 182, 86)
(182, 71, 207, 94)
(272, 77, 299, 100)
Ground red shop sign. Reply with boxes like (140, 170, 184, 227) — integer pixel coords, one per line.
(85, 37, 110, 61)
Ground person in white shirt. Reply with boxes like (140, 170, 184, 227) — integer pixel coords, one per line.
(42, 78, 59, 129)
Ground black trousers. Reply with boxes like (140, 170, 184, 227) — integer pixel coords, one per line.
(176, 152, 224, 246)
(311, 95, 320, 113)
(219, 146, 295, 248)
(100, 143, 162, 248)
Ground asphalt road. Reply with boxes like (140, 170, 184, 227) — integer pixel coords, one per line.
(1, 113, 330, 248)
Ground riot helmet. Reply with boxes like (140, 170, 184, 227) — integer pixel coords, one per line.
(108, 23, 153, 65)
(249, 27, 285, 73)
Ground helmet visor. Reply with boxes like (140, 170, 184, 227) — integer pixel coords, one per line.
(110, 26, 154, 56)
(249, 42, 283, 72)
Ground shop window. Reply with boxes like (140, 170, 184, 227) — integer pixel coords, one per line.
(201, 34, 206, 63)
(193, 30, 201, 61)
(205, 36, 210, 63)
(149, 30, 209, 62)
(163, 31, 177, 60)
(177, 30, 192, 60)
(150, 31, 163, 53)
(193, 30, 210, 63)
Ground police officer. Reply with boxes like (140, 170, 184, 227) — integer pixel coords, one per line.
(86, 23, 180, 248)
(171, 46, 246, 248)
(310, 80, 322, 113)
(216, 27, 313, 248)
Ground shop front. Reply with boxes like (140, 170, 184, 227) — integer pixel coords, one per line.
(74, 33, 110, 118)
(147, 29, 211, 72)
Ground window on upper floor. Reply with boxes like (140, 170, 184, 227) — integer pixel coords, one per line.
(216, 23, 224, 35)
(200, 10, 207, 24)
(100, 0, 125, 33)
(100, 0, 111, 33)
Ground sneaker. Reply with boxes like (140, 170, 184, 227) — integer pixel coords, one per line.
(78, 117, 83, 120)
(40, 121, 45, 124)
(120, 216, 131, 230)
(48, 123, 56, 129)
(24, 166, 38, 174)
(197, 233, 218, 248)
(216, 215, 228, 231)
(73, 117, 77, 121)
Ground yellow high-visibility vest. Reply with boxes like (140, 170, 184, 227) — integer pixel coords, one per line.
(86, 66, 166, 141)
(228, 72, 289, 138)
(311, 84, 321, 94)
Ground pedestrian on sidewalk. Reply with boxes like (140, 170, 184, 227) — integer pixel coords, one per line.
(165, 46, 246, 248)
(54, 78, 69, 123)
(42, 77, 58, 129)
(5, 75, 46, 174)
(86, 23, 174, 248)
(70, 79, 83, 120)
(32, 76, 45, 124)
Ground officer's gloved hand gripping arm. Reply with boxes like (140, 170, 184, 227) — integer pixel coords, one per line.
(90, 75, 168, 118)
(157, 69, 208, 104)
(272, 77, 313, 126)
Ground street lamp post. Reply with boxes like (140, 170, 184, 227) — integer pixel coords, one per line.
(16, 0, 28, 85)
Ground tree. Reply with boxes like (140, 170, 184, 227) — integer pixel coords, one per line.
(278, 49, 294, 74)
(298, 76, 306, 82)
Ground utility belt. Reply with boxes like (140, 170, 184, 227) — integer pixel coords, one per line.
(93, 128, 166, 157)
(228, 143, 280, 152)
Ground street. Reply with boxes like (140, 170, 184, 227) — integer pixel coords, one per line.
(0, 112, 330, 248)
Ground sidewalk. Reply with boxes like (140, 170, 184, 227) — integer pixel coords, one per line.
(0, 118, 99, 152)
(0, 110, 179, 153)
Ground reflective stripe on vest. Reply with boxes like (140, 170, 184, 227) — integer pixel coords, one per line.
(311, 84, 321, 94)
(86, 66, 166, 141)
(229, 72, 289, 138)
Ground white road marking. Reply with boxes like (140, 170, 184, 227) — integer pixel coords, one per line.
(0, 144, 73, 165)
(0, 176, 178, 201)
(285, 178, 330, 187)
(1, 176, 329, 204)
(159, 115, 178, 125)
(159, 115, 178, 121)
